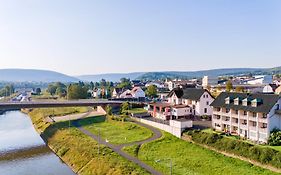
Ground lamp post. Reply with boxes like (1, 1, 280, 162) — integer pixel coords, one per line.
(155, 158, 172, 175)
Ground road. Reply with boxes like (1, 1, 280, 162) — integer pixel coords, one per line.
(73, 119, 163, 175)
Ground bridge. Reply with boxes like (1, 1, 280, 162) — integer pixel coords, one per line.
(0, 100, 136, 110)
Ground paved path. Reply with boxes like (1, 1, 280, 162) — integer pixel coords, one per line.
(73, 119, 163, 175)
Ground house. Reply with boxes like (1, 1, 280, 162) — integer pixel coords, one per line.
(131, 87, 145, 99)
(118, 87, 145, 101)
(145, 82, 165, 88)
(165, 79, 197, 90)
(211, 92, 281, 143)
(146, 88, 214, 120)
(167, 88, 214, 116)
(112, 88, 124, 98)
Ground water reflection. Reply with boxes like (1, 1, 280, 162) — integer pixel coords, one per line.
(0, 111, 75, 175)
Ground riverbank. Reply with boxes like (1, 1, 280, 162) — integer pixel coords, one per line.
(28, 108, 150, 175)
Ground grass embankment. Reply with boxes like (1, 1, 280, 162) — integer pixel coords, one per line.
(128, 108, 148, 114)
(123, 131, 279, 175)
(78, 116, 153, 144)
(202, 128, 281, 153)
(29, 108, 150, 175)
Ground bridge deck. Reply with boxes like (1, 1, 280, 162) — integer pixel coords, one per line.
(0, 100, 136, 110)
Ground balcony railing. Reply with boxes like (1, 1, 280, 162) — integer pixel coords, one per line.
(248, 116, 257, 121)
(240, 124, 247, 130)
(249, 126, 257, 131)
(239, 115, 247, 120)
(258, 127, 268, 133)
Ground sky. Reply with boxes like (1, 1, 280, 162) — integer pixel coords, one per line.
(0, 0, 280, 76)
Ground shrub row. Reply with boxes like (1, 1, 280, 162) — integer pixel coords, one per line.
(186, 130, 281, 169)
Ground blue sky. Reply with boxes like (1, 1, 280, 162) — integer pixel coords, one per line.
(0, 0, 280, 75)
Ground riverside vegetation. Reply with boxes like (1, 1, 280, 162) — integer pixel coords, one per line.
(28, 107, 150, 175)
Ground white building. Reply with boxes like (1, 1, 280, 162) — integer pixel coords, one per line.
(211, 92, 281, 143)
(202, 76, 218, 88)
(167, 88, 214, 116)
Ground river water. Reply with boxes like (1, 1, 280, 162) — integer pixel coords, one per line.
(0, 111, 75, 175)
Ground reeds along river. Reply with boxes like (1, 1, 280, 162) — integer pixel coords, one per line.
(0, 111, 75, 175)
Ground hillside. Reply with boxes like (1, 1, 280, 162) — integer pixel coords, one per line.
(137, 68, 264, 80)
(0, 69, 79, 82)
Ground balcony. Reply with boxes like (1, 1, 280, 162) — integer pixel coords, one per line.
(258, 117, 267, 123)
(249, 126, 257, 131)
(232, 122, 238, 127)
(222, 120, 231, 125)
(248, 116, 257, 121)
(239, 115, 247, 120)
(240, 124, 247, 130)
(258, 127, 268, 134)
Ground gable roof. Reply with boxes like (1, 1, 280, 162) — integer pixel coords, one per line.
(167, 88, 213, 101)
(211, 92, 280, 113)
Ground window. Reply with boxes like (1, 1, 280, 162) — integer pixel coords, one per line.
(206, 101, 209, 105)
(243, 111, 247, 115)
(235, 110, 238, 114)
(242, 99, 248, 106)
(261, 123, 267, 128)
(253, 112, 257, 117)
(235, 118, 238, 123)
(204, 108, 207, 113)
(206, 95, 208, 98)
(262, 113, 267, 118)
(242, 120, 247, 125)
(253, 121, 257, 127)
(226, 108, 230, 113)
(225, 117, 230, 121)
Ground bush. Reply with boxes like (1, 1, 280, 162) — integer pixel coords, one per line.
(268, 129, 281, 146)
(187, 131, 281, 169)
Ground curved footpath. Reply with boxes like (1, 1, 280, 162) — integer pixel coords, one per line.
(73, 119, 163, 175)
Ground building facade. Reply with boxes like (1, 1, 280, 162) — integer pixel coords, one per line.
(211, 92, 281, 143)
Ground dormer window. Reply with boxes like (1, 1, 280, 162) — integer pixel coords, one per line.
(234, 98, 240, 105)
(242, 98, 248, 106)
(251, 99, 257, 107)
(225, 97, 230, 104)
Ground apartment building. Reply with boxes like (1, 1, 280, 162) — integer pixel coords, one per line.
(211, 92, 281, 143)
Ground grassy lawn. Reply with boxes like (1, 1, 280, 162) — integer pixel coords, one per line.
(123, 131, 279, 175)
(128, 108, 148, 114)
(28, 108, 149, 175)
(78, 116, 153, 144)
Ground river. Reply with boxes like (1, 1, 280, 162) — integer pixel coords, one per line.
(0, 111, 75, 175)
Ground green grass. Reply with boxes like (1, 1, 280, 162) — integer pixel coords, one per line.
(78, 116, 153, 144)
(124, 131, 279, 175)
(128, 108, 148, 114)
(28, 108, 149, 175)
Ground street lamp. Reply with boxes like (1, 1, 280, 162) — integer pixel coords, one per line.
(155, 158, 172, 175)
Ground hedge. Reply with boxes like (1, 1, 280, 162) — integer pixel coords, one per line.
(186, 130, 281, 169)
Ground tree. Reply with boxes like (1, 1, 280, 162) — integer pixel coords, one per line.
(47, 84, 57, 95)
(235, 86, 244, 93)
(226, 80, 233, 92)
(118, 78, 131, 89)
(67, 83, 88, 100)
(146, 85, 157, 98)
(35, 88, 41, 95)
(106, 105, 112, 116)
(56, 87, 67, 97)
(120, 102, 129, 115)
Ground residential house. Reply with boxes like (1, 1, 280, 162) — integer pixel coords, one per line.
(167, 88, 214, 116)
(146, 88, 214, 120)
(112, 88, 124, 98)
(211, 92, 281, 143)
(118, 87, 145, 101)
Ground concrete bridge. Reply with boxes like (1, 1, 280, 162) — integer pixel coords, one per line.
(0, 100, 136, 110)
